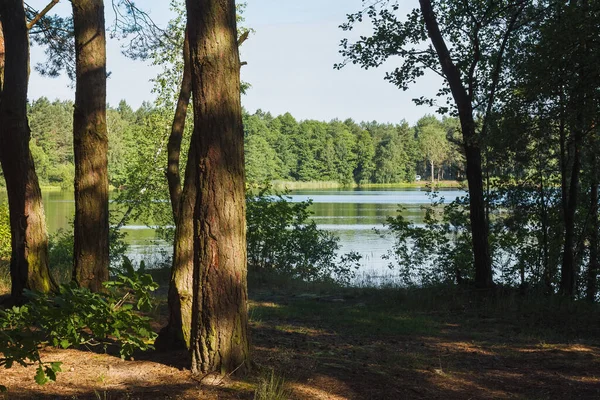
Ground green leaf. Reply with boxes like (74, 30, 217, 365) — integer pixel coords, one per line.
(0, 385, 7, 392)
(35, 365, 48, 385)
(44, 366, 57, 382)
(60, 339, 71, 349)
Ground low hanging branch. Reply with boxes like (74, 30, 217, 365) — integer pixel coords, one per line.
(26, 0, 60, 30)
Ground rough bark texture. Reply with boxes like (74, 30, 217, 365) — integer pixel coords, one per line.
(0, 0, 55, 298)
(187, 0, 250, 374)
(419, 0, 493, 288)
(157, 30, 195, 351)
(71, 0, 109, 292)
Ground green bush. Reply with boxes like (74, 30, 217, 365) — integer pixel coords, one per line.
(0, 258, 158, 390)
(385, 191, 473, 286)
(246, 188, 360, 284)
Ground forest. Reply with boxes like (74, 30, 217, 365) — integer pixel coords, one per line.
(10, 97, 463, 188)
(1, 0, 600, 399)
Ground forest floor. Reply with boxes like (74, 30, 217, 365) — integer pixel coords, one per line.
(1, 284, 600, 399)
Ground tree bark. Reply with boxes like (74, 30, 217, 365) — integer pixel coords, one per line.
(156, 27, 197, 350)
(166, 29, 192, 222)
(71, 0, 109, 292)
(560, 143, 580, 296)
(186, 0, 250, 374)
(158, 141, 197, 350)
(587, 173, 598, 302)
(430, 160, 434, 183)
(419, 0, 493, 288)
(0, 0, 56, 298)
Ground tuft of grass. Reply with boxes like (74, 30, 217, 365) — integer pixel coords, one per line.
(254, 369, 290, 400)
(0, 261, 10, 296)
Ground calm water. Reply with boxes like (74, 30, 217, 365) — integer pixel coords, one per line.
(0, 187, 465, 275)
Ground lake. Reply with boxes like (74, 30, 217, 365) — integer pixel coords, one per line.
(0, 187, 465, 279)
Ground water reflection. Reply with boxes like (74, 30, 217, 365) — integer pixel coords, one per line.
(0, 187, 466, 275)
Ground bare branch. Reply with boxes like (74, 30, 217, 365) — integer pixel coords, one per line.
(27, 0, 60, 30)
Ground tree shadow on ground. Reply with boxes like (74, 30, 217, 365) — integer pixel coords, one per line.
(248, 293, 600, 399)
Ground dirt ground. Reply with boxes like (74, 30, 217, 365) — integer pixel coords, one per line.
(2, 290, 600, 399)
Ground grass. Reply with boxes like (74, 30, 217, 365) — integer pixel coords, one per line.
(253, 369, 290, 400)
(0, 262, 9, 296)
(247, 273, 600, 343)
(2, 270, 600, 399)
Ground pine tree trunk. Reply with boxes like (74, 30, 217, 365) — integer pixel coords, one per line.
(187, 0, 250, 374)
(71, 0, 109, 292)
(0, 0, 56, 298)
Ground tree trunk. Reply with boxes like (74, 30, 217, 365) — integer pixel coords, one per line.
(430, 160, 434, 183)
(158, 141, 196, 350)
(419, 0, 493, 288)
(187, 0, 250, 374)
(587, 174, 598, 302)
(166, 29, 192, 222)
(0, 0, 55, 298)
(560, 142, 580, 297)
(71, 0, 109, 292)
(157, 33, 195, 347)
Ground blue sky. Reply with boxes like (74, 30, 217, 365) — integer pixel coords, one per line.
(27, 0, 439, 124)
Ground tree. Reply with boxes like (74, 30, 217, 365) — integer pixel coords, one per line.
(0, 0, 56, 298)
(160, 24, 195, 351)
(353, 129, 375, 185)
(71, 0, 109, 292)
(338, 0, 530, 288)
(186, 0, 250, 373)
(416, 115, 449, 183)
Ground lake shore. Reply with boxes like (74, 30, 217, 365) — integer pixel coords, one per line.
(268, 180, 463, 190)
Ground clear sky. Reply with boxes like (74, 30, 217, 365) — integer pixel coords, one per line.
(27, 0, 440, 125)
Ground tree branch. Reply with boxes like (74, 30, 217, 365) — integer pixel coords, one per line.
(27, 0, 59, 30)
(481, 1, 526, 137)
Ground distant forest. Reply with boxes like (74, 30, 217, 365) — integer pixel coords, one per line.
(16, 97, 465, 189)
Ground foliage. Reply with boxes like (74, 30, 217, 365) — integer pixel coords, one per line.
(247, 188, 361, 284)
(385, 190, 472, 286)
(0, 261, 158, 388)
(47, 226, 129, 284)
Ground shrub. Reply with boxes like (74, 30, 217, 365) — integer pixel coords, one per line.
(246, 188, 360, 284)
(0, 259, 158, 390)
(384, 191, 473, 286)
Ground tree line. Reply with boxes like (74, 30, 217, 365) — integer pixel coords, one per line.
(11, 97, 467, 189)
